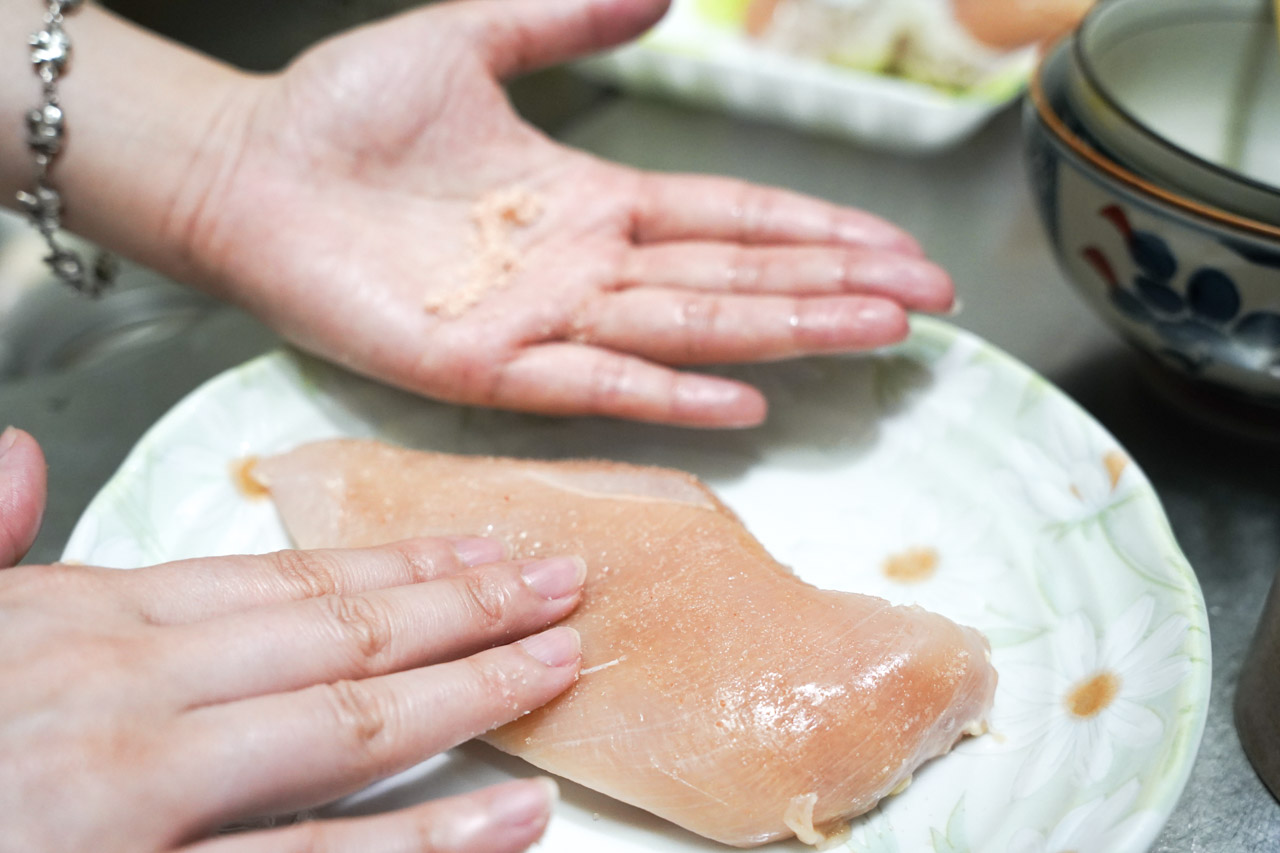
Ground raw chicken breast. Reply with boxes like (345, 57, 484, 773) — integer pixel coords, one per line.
(256, 439, 997, 847)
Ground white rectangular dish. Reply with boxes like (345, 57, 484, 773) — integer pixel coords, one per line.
(574, 0, 1036, 153)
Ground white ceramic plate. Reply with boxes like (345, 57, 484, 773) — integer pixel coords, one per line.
(574, 0, 1035, 153)
(66, 317, 1209, 853)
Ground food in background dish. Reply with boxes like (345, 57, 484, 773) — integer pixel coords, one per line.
(704, 0, 1092, 90)
(950, 0, 1095, 50)
(256, 439, 998, 848)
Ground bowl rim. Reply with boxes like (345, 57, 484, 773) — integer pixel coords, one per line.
(1029, 38, 1280, 243)
(1071, 0, 1280, 201)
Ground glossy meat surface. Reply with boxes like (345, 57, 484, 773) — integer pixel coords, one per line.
(257, 439, 997, 847)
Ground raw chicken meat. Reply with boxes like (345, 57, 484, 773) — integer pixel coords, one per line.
(255, 439, 997, 847)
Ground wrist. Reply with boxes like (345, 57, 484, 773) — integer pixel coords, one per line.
(2, 2, 263, 288)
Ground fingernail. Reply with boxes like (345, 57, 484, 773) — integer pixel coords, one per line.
(452, 537, 508, 567)
(485, 778, 558, 841)
(948, 296, 965, 317)
(672, 377, 767, 429)
(443, 778, 557, 850)
(674, 375, 748, 409)
(520, 626, 581, 667)
(886, 234, 925, 257)
(0, 427, 17, 458)
(521, 556, 586, 600)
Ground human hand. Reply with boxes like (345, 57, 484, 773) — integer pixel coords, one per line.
(172, 0, 953, 428)
(0, 430, 586, 853)
(0, 427, 45, 567)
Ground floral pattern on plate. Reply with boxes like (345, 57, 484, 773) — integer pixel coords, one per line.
(64, 317, 1210, 853)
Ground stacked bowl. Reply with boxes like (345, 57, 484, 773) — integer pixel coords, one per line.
(1024, 0, 1280, 403)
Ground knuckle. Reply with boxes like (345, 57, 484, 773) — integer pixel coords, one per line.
(736, 181, 772, 236)
(269, 548, 340, 600)
(789, 297, 807, 346)
(30, 562, 102, 595)
(48, 633, 157, 700)
(678, 295, 721, 360)
(455, 573, 511, 631)
(586, 355, 631, 412)
(409, 805, 466, 853)
(411, 812, 444, 853)
(322, 594, 394, 663)
(836, 249, 858, 290)
(322, 679, 390, 751)
(726, 247, 761, 293)
(396, 546, 439, 586)
(476, 357, 509, 408)
(567, 296, 600, 343)
(293, 820, 329, 853)
(376, 542, 439, 587)
(420, 329, 501, 406)
(730, 179, 753, 228)
(467, 656, 519, 711)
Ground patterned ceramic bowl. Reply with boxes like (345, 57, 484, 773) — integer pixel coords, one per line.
(1025, 39, 1280, 405)
(1065, 0, 1280, 226)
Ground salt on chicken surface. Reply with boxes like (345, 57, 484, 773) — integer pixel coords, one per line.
(256, 439, 997, 848)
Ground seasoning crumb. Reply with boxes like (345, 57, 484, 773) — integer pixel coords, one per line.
(426, 186, 544, 318)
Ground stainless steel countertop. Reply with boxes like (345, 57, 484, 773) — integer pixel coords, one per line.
(3, 66, 1279, 850)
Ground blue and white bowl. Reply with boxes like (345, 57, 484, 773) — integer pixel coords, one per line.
(1065, 0, 1280, 226)
(1025, 39, 1280, 404)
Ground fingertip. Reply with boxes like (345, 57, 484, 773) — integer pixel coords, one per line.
(671, 376, 768, 429)
(0, 427, 17, 457)
(411, 778, 560, 852)
(483, 777, 559, 844)
(850, 254, 954, 312)
(883, 231, 925, 259)
(521, 555, 588, 600)
(790, 297, 910, 354)
(913, 262, 958, 314)
(535, 775, 561, 807)
(0, 427, 47, 568)
(478, 0, 672, 78)
(519, 625, 583, 668)
(834, 218, 924, 258)
(0, 427, 41, 468)
(865, 298, 911, 344)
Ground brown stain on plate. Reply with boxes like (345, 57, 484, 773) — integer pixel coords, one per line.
(882, 546, 940, 584)
(1065, 671, 1120, 719)
(230, 456, 270, 500)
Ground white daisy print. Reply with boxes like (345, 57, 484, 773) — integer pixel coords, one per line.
(832, 489, 1010, 619)
(997, 595, 1191, 795)
(1007, 779, 1163, 853)
(142, 364, 338, 560)
(1003, 403, 1137, 528)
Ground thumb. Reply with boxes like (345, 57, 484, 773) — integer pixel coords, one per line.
(462, 0, 671, 79)
(0, 427, 48, 567)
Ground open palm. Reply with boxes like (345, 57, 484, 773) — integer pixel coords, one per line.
(187, 0, 952, 427)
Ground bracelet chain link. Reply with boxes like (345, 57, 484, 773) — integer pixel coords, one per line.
(16, 0, 117, 297)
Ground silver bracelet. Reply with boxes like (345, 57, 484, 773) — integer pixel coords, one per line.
(16, 0, 116, 296)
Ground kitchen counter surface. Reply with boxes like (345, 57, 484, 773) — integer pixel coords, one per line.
(3, 41, 1278, 850)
